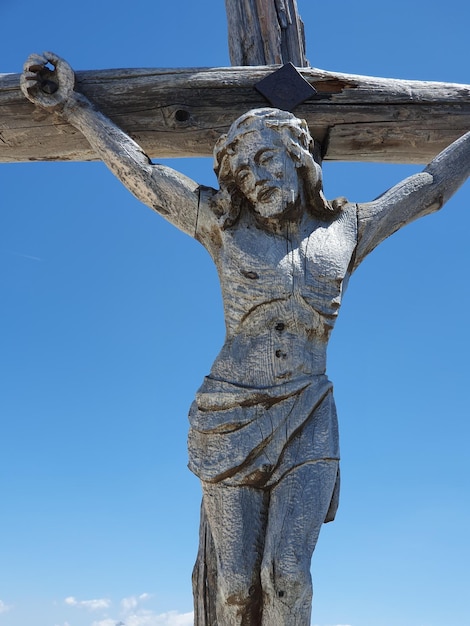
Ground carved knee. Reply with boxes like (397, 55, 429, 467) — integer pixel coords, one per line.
(217, 568, 261, 618)
(218, 574, 250, 606)
(261, 558, 312, 608)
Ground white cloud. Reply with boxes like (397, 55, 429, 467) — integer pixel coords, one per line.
(65, 596, 112, 611)
(124, 610, 194, 626)
(92, 611, 193, 626)
(0, 600, 12, 614)
(156, 611, 194, 626)
(120, 593, 152, 612)
(117, 594, 193, 626)
(63, 592, 193, 626)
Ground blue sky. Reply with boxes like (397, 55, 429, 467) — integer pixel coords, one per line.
(1, 1, 469, 625)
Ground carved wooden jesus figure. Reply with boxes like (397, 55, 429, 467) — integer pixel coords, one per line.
(21, 52, 470, 625)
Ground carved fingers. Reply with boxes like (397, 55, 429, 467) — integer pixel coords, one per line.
(20, 51, 76, 110)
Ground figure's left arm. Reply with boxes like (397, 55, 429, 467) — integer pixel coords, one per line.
(354, 130, 470, 269)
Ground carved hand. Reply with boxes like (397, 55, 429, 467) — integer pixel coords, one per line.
(21, 52, 76, 111)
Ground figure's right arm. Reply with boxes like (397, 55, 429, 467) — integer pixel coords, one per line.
(21, 52, 206, 237)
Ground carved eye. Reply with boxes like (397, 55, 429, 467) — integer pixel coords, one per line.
(258, 150, 274, 165)
(256, 149, 277, 166)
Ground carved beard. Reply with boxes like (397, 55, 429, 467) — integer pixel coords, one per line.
(252, 184, 299, 218)
(249, 191, 303, 230)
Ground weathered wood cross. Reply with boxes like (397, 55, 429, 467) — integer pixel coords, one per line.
(1, 2, 469, 626)
(1, 1, 469, 165)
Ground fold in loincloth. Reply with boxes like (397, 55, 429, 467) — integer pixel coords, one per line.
(188, 374, 340, 487)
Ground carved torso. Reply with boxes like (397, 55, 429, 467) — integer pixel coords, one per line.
(197, 197, 358, 387)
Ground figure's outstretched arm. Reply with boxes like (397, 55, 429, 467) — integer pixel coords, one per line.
(354, 129, 470, 268)
(21, 52, 204, 237)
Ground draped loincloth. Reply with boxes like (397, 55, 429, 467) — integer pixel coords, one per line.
(188, 374, 340, 489)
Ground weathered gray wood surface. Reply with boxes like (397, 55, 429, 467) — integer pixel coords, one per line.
(17, 48, 470, 622)
(2, 66, 469, 163)
(194, 6, 310, 623)
(225, 0, 308, 66)
(195, 4, 309, 621)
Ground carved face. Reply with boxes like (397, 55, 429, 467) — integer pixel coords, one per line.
(228, 130, 301, 219)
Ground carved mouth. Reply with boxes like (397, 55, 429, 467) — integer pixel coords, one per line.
(257, 186, 279, 203)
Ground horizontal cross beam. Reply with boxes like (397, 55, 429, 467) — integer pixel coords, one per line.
(1, 65, 469, 164)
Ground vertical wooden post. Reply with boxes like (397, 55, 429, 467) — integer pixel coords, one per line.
(224, 0, 322, 165)
(225, 0, 308, 67)
(192, 3, 311, 624)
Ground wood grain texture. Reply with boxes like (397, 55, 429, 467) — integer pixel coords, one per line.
(225, 0, 308, 66)
(195, 5, 308, 619)
(2, 66, 469, 163)
(185, 109, 469, 624)
(14, 50, 470, 626)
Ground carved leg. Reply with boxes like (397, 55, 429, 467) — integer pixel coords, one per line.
(199, 481, 269, 625)
(260, 461, 339, 625)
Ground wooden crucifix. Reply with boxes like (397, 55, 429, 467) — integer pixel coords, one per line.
(2, 2, 470, 625)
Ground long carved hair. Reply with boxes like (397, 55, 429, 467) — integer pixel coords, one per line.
(212, 108, 344, 227)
